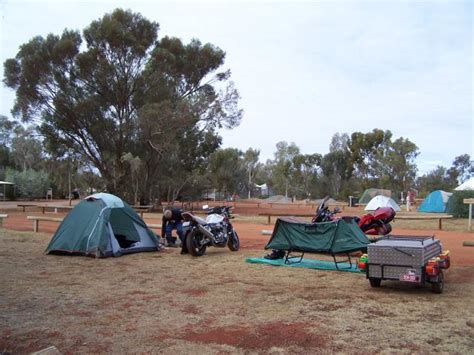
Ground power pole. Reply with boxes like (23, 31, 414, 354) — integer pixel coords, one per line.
(248, 168, 251, 199)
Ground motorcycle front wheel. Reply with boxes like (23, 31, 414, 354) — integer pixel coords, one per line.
(186, 229, 207, 257)
(227, 230, 240, 251)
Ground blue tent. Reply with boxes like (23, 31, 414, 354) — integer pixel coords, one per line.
(417, 190, 452, 213)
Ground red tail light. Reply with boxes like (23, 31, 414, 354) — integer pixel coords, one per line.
(425, 261, 439, 276)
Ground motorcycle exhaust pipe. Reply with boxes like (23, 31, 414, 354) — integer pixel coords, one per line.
(197, 224, 215, 240)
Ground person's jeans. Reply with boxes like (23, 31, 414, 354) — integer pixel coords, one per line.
(165, 222, 184, 245)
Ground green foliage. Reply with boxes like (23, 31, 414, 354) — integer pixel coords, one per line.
(243, 148, 261, 198)
(4, 8, 241, 201)
(447, 154, 473, 184)
(208, 148, 245, 197)
(0, 115, 20, 146)
(416, 154, 472, 197)
(380, 137, 419, 191)
(320, 150, 350, 197)
(348, 129, 418, 193)
(292, 153, 322, 198)
(446, 191, 474, 218)
(349, 129, 393, 180)
(0, 115, 21, 177)
(6, 168, 50, 200)
(416, 166, 457, 196)
(270, 141, 301, 197)
(11, 127, 44, 171)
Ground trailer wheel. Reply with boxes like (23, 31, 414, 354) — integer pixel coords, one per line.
(369, 278, 381, 287)
(431, 271, 444, 294)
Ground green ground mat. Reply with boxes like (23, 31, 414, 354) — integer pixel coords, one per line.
(246, 257, 363, 273)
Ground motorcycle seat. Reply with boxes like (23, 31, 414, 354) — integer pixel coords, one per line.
(193, 215, 207, 225)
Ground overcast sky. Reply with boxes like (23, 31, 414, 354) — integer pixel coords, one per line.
(1, 0, 472, 175)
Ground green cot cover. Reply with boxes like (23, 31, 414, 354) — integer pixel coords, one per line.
(265, 217, 370, 254)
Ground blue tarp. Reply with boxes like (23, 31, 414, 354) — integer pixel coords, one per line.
(246, 257, 363, 273)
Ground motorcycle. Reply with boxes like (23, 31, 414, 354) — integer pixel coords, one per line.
(312, 196, 342, 223)
(264, 196, 395, 260)
(182, 205, 240, 257)
(313, 196, 395, 235)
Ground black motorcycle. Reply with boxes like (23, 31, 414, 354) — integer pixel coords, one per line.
(312, 196, 342, 223)
(182, 206, 240, 257)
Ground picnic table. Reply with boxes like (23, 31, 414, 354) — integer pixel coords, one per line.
(258, 212, 314, 224)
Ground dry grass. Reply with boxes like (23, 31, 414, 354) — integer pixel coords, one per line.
(392, 218, 472, 232)
(1, 228, 473, 354)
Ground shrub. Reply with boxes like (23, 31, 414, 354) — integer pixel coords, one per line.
(5, 168, 50, 200)
(446, 190, 474, 218)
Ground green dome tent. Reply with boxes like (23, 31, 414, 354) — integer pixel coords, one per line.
(46, 193, 159, 257)
(359, 188, 394, 205)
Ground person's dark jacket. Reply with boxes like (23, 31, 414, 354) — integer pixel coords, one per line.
(161, 208, 184, 238)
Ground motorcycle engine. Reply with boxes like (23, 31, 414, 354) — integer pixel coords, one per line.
(209, 224, 226, 244)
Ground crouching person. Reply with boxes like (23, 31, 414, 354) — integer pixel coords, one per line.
(162, 208, 185, 249)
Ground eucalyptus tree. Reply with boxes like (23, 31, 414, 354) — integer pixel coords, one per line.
(243, 148, 260, 198)
(271, 141, 301, 198)
(207, 148, 245, 199)
(447, 154, 473, 184)
(4, 9, 241, 200)
(292, 153, 321, 199)
(0, 115, 20, 177)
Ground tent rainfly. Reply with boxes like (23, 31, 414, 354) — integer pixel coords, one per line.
(417, 190, 453, 213)
(455, 177, 474, 191)
(45, 193, 160, 257)
(364, 195, 401, 212)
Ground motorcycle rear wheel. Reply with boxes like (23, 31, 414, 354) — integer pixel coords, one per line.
(186, 230, 207, 257)
(227, 230, 240, 251)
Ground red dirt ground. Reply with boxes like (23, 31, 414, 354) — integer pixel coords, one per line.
(2, 210, 473, 266)
(1, 205, 474, 353)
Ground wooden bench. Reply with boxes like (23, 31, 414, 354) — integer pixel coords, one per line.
(0, 214, 8, 227)
(133, 206, 153, 218)
(395, 214, 453, 230)
(41, 205, 74, 214)
(27, 216, 64, 232)
(18, 204, 38, 212)
(18, 204, 74, 214)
